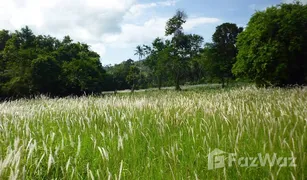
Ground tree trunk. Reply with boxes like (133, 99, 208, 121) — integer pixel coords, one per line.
(131, 79, 135, 93)
(131, 84, 135, 93)
(158, 76, 162, 90)
(175, 73, 181, 91)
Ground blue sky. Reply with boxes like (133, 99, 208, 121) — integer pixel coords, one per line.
(0, 0, 303, 65)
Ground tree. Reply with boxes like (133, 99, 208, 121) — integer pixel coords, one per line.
(1, 30, 36, 97)
(0, 30, 11, 97)
(207, 23, 243, 88)
(185, 34, 204, 83)
(35, 35, 60, 53)
(106, 59, 135, 91)
(0, 30, 11, 51)
(144, 37, 168, 90)
(165, 10, 188, 90)
(16, 26, 36, 49)
(31, 56, 61, 95)
(165, 10, 187, 37)
(201, 43, 219, 83)
(143, 45, 152, 57)
(134, 45, 144, 60)
(61, 48, 105, 95)
(233, 2, 307, 86)
(126, 65, 140, 92)
(62, 59, 105, 95)
(0, 26, 108, 98)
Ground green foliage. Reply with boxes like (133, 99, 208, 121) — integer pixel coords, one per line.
(202, 23, 243, 87)
(165, 10, 187, 36)
(233, 2, 307, 86)
(0, 30, 12, 96)
(164, 11, 205, 90)
(61, 53, 105, 95)
(126, 65, 141, 92)
(134, 45, 145, 60)
(0, 26, 106, 98)
(108, 59, 134, 90)
(144, 38, 169, 89)
(0, 30, 11, 51)
(31, 56, 61, 95)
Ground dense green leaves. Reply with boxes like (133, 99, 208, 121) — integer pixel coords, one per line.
(31, 56, 61, 95)
(165, 10, 187, 36)
(104, 59, 137, 91)
(0, 27, 106, 98)
(162, 11, 205, 90)
(233, 2, 307, 86)
(202, 23, 243, 87)
(126, 65, 141, 92)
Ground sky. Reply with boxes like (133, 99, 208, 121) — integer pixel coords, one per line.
(0, 0, 305, 65)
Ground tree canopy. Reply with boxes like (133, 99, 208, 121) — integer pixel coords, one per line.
(202, 23, 243, 87)
(233, 2, 307, 86)
(0, 26, 106, 98)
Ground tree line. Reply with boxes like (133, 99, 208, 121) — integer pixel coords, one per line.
(0, 27, 106, 98)
(1, 2, 306, 98)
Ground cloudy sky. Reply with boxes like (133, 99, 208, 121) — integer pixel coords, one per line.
(0, 0, 305, 65)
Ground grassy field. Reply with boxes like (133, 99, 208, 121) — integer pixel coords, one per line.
(0, 86, 306, 179)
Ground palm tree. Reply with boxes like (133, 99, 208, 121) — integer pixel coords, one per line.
(142, 44, 152, 56)
(134, 45, 144, 60)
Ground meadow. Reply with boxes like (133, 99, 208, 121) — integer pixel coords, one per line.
(0, 86, 306, 179)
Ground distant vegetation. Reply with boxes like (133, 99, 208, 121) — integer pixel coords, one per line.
(0, 29, 105, 98)
(0, 2, 306, 98)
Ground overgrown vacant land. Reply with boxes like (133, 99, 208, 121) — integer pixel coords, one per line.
(0, 87, 306, 179)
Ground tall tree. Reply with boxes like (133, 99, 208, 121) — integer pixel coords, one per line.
(233, 2, 307, 86)
(134, 45, 144, 60)
(0, 30, 11, 97)
(0, 30, 11, 51)
(60, 45, 105, 95)
(145, 38, 167, 90)
(1, 27, 38, 97)
(186, 34, 204, 83)
(126, 65, 140, 92)
(165, 10, 188, 90)
(107, 59, 135, 91)
(31, 55, 61, 95)
(206, 23, 243, 87)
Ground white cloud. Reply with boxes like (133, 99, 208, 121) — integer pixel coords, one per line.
(125, 0, 178, 19)
(183, 17, 220, 31)
(90, 43, 106, 57)
(103, 16, 220, 48)
(158, 0, 178, 6)
(0, 0, 178, 56)
(0, 0, 136, 42)
(102, 18, 168, 48)
(128, 3, 158, 17)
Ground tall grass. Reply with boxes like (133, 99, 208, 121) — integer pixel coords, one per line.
(0, 86, 306, 179)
